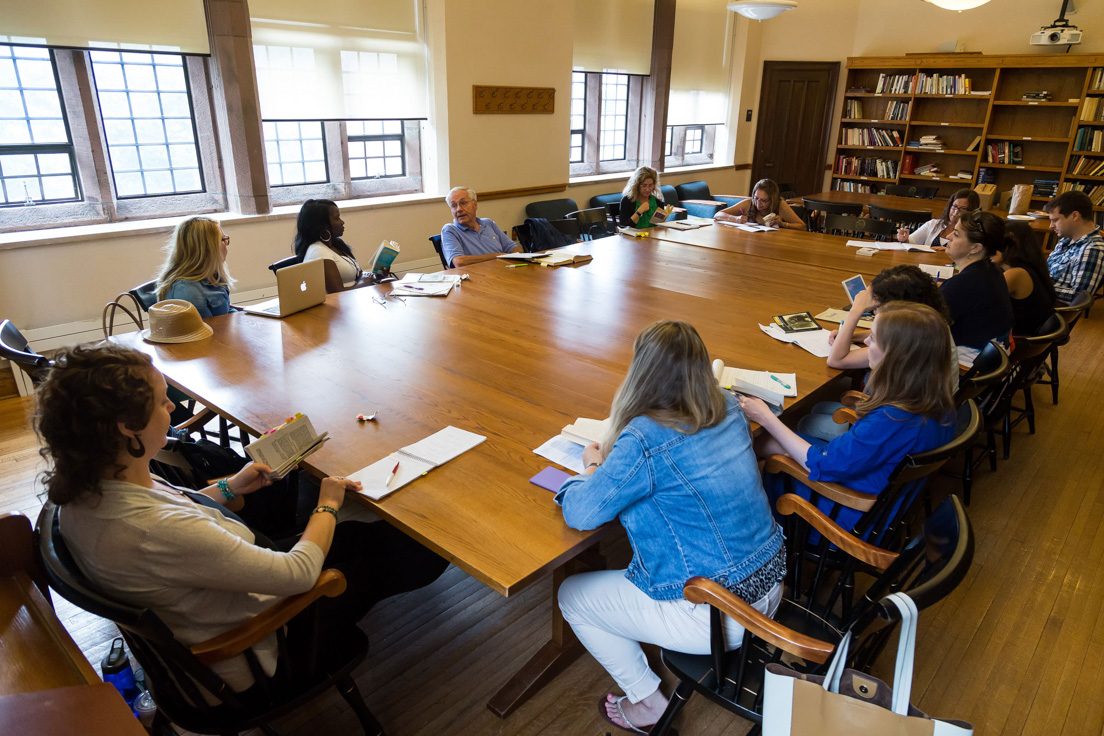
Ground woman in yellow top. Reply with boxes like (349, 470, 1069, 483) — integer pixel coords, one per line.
(618, 166, 674, 229)
(714, 179, 805, 230)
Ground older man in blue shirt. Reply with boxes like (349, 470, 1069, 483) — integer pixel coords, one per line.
(440, 187, 521, 267)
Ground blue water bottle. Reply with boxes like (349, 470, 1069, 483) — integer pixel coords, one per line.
(101, 637, 141, 706)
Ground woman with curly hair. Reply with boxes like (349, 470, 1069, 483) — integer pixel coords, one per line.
(618, 166, 673, 228)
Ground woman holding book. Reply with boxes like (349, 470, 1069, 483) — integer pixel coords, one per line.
(154, 216, 235, 318)
(940, 210, 1014, 349)
(714, 179, 804, 230)
(618, 166, 674, 228)
(294, 199, 380, 293)
(743, 302, 956, 535)
(895, 188, 980, 250)
(556, 321, 785, 734)
(39, 343, 448, 696)
(992, 221, 1056, 336)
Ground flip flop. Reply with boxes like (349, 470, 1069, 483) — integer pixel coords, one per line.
(597, 694, 678, 736)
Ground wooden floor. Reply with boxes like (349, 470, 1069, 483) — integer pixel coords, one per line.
(2, 310, 1103, 735)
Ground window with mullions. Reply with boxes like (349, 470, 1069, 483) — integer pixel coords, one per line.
(569, 71, 586, 164)
(263, 121, 327, 187)
(89, 50, 203, 197)
(0, 45, 80, 206)
(347, 121, 404, 179)
(685, 126, 704, 155)
(599, 73, 629, 161)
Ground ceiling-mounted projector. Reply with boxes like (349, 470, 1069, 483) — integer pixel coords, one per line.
(1030, 0, 1082, 45)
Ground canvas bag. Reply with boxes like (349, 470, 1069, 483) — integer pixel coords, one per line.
(762, 592, 973, 736)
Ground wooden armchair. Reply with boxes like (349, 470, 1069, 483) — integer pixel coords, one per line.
(649, 494, 974, 735)
(35, 503, 385, 736)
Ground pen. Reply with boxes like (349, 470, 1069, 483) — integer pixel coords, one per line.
(402, 285, 425, 291)
(769, 374, 792, 390)
(386, 460, 400, 488)
(507, 263, 530, 268)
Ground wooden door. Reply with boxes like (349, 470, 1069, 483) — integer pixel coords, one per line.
(751, 61, 839, 197)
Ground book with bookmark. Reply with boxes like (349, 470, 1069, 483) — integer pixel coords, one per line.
(348, 426, 486, 500)
(711, 359, 795, 414)
(244, 414, 329, 480)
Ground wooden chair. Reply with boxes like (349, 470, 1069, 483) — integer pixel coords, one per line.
(884, 184, 938, 199)
(822, 213, 898, 241)
(950, 340, 1011, 504)
(867, 204, 931, 233)
(801, 198, 863, 232)
(1004, 313, 1069, 440)
(35, 503, 386, 736)
(649, 494, 973, 735)
(1037, 289, 1091, 404)
(524, 198, 578, 221)
(428, 235, 448, 269)
(566, 207, 611, 240)
(0, 318, 52, 386)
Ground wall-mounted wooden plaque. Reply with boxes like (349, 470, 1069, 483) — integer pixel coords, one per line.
(472, 85, 555, 114)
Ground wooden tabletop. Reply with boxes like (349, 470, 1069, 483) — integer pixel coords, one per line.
(0, 684, 148, 735)
(115, 235, 910, 597)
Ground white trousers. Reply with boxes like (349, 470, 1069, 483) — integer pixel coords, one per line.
(558, 569, 783, 703)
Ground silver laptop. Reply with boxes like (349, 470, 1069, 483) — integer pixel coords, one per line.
(241, 259, 326, 318)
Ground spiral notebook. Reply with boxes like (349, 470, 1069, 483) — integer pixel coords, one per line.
(349, 426, 486, 500)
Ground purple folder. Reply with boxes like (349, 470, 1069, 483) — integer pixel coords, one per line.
(530, 466, 573, 493)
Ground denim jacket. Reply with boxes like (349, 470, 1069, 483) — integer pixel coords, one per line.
(556, 394, 784, 601)
(164, 278, 231, 318)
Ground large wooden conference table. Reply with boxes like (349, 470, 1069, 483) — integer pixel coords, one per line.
(118, 225, 937, 716)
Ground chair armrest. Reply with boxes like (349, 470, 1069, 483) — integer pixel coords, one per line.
(683, 576, 835, 664)
(174, 408, 217, 433)
(191, 569, 347, 666)
(839, 390, 867, 408)
(831, 406, 858, 425)
(774, 494, 898, 570)
(762, 454, 877, 512)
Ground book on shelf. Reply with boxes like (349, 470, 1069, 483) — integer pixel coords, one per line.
(1021, 91, 1052, 102)
(349, 426, 487, 500)
(1069, 156, 1104, 177)
(902, 153, 916, 175)
(966, 136, 982, 152)
(711, 359, 796, 409)
(244, 414, 329, 480)
(1075, 127, 1104, 153)
(914, 163, 940, 176)
(1091, 68, 1104, 91)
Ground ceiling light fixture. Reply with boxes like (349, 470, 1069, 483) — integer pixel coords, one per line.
(726, 1, 798, 21)
(922, 0, 992, 11)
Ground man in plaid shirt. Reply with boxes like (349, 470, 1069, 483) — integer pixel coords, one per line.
(1045, 191, 1104, 304)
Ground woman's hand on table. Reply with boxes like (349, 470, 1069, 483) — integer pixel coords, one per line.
(319, 476, 360, 510)
(582, 442, 602, 474)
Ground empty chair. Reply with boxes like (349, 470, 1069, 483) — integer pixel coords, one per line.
(953, 340, 1011, 504)
(802, 198, 863, 232)
(268, 255, 302, 275)
(428, 235, 448, 269)
(566, 207, 611, 240)
(822, 213, 897, 241)
(868, 204, 932, 233)
(1038, 289, 1091, 404)
(0, 318, 51, 385)
(549, 218, 581, 243)
(658, 185, 688, 221)
(525, 198, 578, 221)
(673, 181, 739, 218)
(589, 192, 622, 229)
(885, 183, 939, 199)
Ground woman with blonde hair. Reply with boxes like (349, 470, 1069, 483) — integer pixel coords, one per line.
(556, 321, 785, 733)
(715, 178, 804, 229)
(155, 216, 235, 317)
(618, 166, 673, 228)
(742, 301, 956, 534)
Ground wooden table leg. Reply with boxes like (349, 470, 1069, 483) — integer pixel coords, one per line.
(486, 547, 605, 718)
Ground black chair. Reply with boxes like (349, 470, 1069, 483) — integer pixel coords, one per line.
(268, 255, 302, 275)
(566, 207, 612, 239)
(650, 494, 973, 735)
(1004, 313, 1069, 440)
(589, 192, 622, 229)
(658, 185, 688, 221)
(778, 182, 797, 200)
(428, 235, 448, 269)
(525, 198, 578, 221)
(801, 198, 863, 232)
(885, 184, 939, 199)
(822, 214, 898, 241)
(1038, 289, 1091, 404)
(549, 218, 581, 243)
(129, 279, 159, 311)
(674, 181, 738, 218)
(0, 318, 52, 386)
(35, 503, 386, 736)
(867, 204, 932, 233)
(953, 341, 1011, 504)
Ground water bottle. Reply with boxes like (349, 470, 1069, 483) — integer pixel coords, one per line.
(101, 637, 141, 706)
(134, 690, 157, 729)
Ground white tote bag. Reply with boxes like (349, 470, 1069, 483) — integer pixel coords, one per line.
(762, 592, 972, 736)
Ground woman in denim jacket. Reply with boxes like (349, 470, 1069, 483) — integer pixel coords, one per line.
(154, 216, 235, 318)
(555, 321, 785, 734)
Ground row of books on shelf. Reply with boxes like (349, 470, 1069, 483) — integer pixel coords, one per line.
(842, 100, 910, 121)
(1033, 179, 1059, 198)
(1081, 97, 1104, 122)
(908, 135, 944, 150)
(832, 181, 874, 193)
(1075, 127, 1104, 152)
(976, 167, 995, 185)
(1069, 155, 1104, 177)
(985, 141, 1023, 165)
(872, 72, 977, 95)
(841, 127, 903, 146)
(834, 156, 899, 179)
(1090, 67, 1104, 92)
(1059, 181, 1104, 206)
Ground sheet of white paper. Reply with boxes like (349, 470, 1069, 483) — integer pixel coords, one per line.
(390, 281, 453, 297)
(957, 345, 980, 369)
(718, 367, 798, 398)
(759, 323, 797, 343)
(534, 435, 586, 474)
(918, 263, 955, 281)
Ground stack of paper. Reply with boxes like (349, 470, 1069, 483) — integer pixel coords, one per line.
(718, 221, 778, 232)
(497, 252, 553, 261)
(846, 239, 935, 253)
(653, 218, 713, 230)
(401, 273, 463, 285)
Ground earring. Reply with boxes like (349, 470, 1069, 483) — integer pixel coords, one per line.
(126, 435, 146, 458)
(320, 229, 331, 244)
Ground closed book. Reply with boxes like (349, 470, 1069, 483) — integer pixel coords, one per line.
(902, 153, 916, 175)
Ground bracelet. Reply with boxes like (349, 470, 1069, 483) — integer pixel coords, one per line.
(217, 478, 236, 502)
(585, 462, 600, 471)
(313, 505, 339, 521)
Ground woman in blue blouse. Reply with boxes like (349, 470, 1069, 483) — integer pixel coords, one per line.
(154, 216, 235, 318)
(742, 302, 956, 535)
(556, 321, 785, 733)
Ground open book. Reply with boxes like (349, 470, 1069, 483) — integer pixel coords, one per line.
(349, 426, 486, 500)
(653, 218, 713, 230)
(244, 414, 329, 480)
(369, 240, 401, 274)
(561, 417, 610, 446)
(846, 239, 935, 253)
(540, 253, 593, 267)
(533, 417, 609, 473)
(497, 251, 554, 261)
(712, 359, 795, 408)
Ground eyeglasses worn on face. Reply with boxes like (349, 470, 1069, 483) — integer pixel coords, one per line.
(220, 236, 231, 245)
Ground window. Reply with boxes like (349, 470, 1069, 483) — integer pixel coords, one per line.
(0, 45, 80, 206)
(664, 124, 721, 168)
(569, 71, 586, 164)
(89, 51, 203, 197)
(664, 128, 672, 158)
(684, 126, 704, 155)
(347, 120, 404, 179)
(599, 73, 629, 161)
(263, 121, 327, 187)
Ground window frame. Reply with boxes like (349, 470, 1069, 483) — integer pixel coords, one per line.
(664, 124, 720, 169)
(569, 71, 643, 178)
(569, 71, 586, 165)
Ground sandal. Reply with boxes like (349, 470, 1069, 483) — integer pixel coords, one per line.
(597, 694, 678, 735)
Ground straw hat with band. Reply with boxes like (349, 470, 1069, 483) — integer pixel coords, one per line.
(141, 300, 214, 344)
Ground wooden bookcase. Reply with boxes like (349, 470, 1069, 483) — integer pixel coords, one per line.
(832, 53, 1104, 222)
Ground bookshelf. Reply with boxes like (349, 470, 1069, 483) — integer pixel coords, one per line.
(833, 54, 1104, 220)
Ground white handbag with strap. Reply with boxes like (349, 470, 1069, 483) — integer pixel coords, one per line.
(762, 592, 973, 735)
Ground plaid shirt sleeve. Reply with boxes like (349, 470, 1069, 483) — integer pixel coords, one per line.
(1051, 231, 1104, 303)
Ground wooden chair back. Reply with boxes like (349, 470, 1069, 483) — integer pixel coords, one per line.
(867, 204, 931, 232)
(822, 213, 898, 241)
(956, 340, 1011, 407)
(801, 198, 863, 232)
(884, 183, 938, 198)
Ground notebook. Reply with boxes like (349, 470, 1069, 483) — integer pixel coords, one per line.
(349, 426, 486, 500)
(241, 260, 326, 318)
